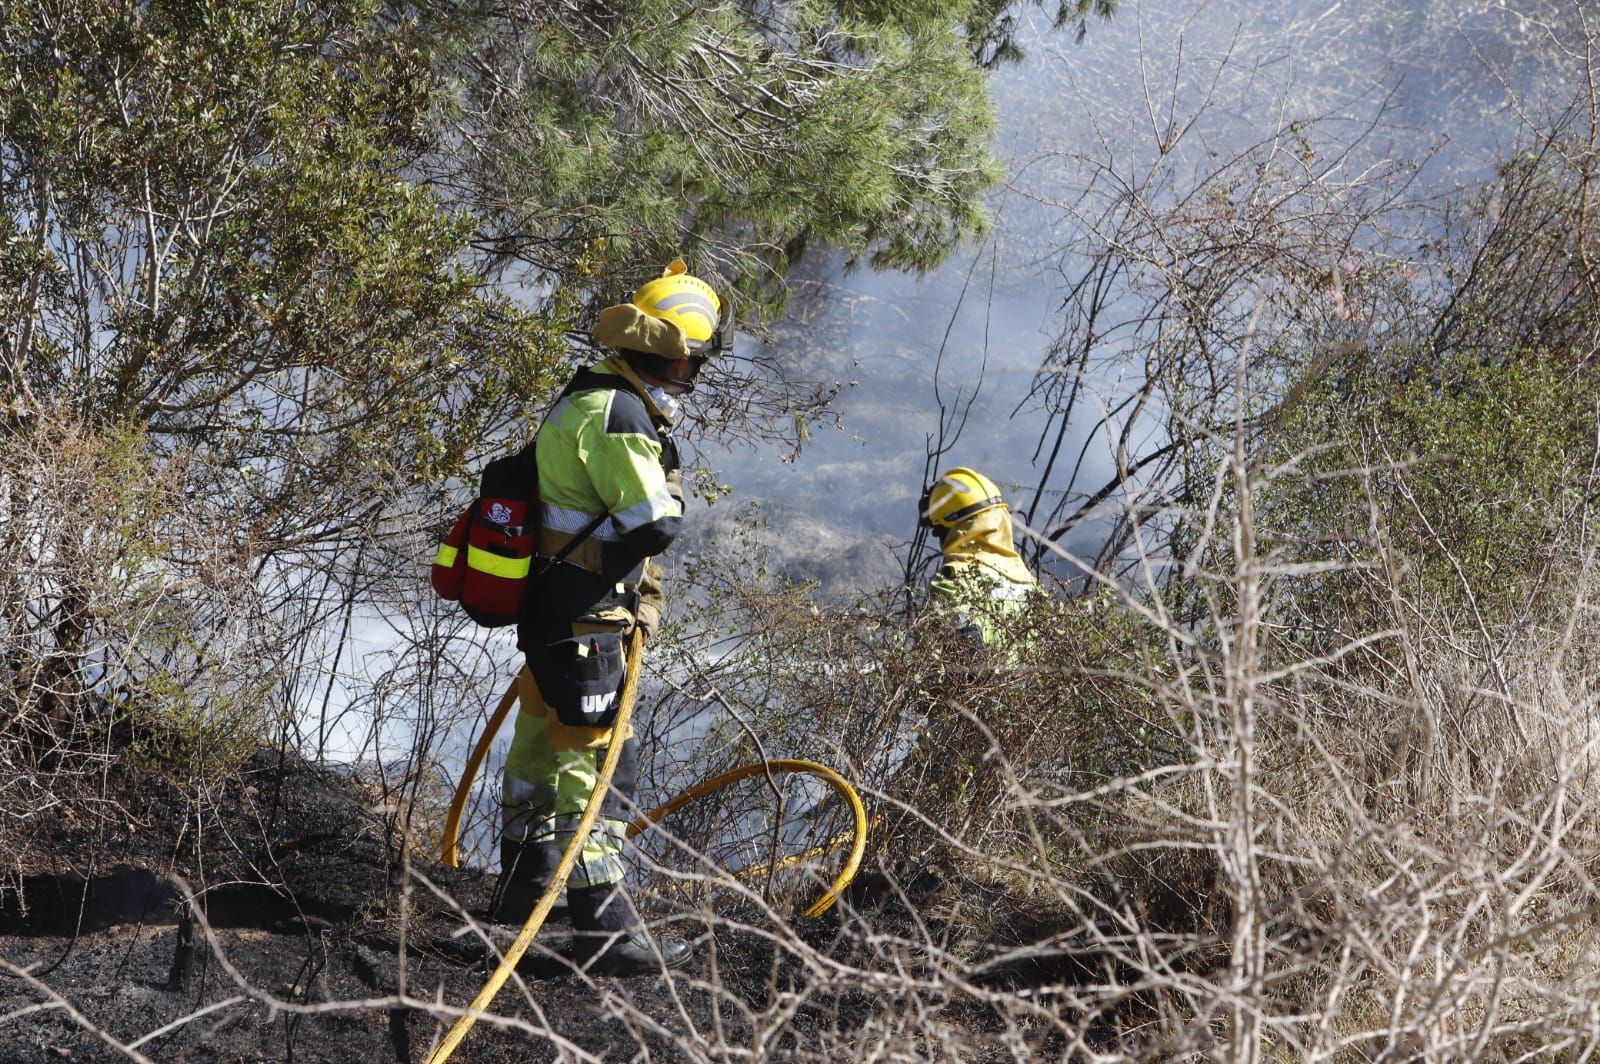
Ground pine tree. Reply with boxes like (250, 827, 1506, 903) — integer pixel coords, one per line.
(422, 0, 1037, 308)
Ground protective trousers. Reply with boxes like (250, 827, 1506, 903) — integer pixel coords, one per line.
(498, 678, 639, 932)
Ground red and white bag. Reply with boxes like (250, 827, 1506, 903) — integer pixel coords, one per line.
(431, 443, 538, 628)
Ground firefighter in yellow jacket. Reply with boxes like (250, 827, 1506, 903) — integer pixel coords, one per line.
(920, 467, 1039, 646)
(496, 261, 724, 976)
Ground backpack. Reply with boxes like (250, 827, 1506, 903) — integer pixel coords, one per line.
(430, 439, 605, 627)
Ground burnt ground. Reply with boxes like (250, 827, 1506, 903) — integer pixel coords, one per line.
(0, 748, 1077, 1063)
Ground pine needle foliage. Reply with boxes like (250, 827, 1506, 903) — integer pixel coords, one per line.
(422, 0, 1023, 308)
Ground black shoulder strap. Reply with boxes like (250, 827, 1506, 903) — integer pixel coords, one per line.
(539, 510, 609, 575)
(473, 435, 604, 574)
(478, 438, 538, 503)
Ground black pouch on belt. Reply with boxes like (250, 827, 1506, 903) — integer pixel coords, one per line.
(535, 631, 626, 728)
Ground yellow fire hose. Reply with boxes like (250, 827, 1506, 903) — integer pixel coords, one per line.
(625, 758, 867, 919)
(429, 635, 867, 1064)
(426, 630, 645, 1064)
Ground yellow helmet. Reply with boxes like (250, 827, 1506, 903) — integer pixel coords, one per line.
(920, 467, 1006, 529)
(631, 259, 722, 350)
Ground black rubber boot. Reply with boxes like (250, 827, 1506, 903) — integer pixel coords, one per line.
(567, 883, 691, 976)
(493, 838, 566, 924)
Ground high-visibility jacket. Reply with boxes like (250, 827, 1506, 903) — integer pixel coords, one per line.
(537, 359, 679, 555)
(930, 505, 1038, 647)
(515, 355, 681, 750)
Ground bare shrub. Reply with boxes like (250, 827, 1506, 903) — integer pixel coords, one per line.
(0, 412, 276, 864)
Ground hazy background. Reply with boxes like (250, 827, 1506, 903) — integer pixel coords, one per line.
(685, 0, 1566, 597)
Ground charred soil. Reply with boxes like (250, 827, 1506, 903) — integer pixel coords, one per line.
(0, 747, 1086, 1062)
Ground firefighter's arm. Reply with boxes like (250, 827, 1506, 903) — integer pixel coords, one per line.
(586, 395, 683, 576)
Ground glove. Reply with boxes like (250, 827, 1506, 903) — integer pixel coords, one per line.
(634, 600, 661, 643)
